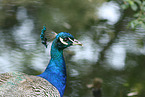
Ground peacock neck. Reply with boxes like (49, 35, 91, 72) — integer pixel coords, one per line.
(38, 39, 66, 97)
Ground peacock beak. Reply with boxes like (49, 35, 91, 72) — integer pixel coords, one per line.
(68, 38, 83, 46)
(72, 39, 83, 46)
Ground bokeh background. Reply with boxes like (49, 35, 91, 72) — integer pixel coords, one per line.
(0, 0, 145, 97)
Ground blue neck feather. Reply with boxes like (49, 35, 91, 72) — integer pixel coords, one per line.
(38, 39, 66, 97)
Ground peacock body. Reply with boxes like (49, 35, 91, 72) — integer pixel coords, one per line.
(0, 72, 60, 97)
(0, 26, 82, 97)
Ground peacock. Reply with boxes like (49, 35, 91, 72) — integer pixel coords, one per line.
(0, 26, 82, 97)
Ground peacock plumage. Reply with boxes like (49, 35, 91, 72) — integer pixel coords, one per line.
(0, 26, 82, 97)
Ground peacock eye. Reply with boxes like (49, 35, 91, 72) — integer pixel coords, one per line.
(64, 38, 68, 42)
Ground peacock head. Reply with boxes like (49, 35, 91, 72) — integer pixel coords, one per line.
(40, 26, 82, 49)
(55, 32, 82, 49)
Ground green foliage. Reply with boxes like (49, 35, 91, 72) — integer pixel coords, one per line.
(121, 0, 145, 29)
(0, 0, 105, 32)
(36, 0, 103, 32)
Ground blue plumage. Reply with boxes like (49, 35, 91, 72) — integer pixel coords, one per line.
(38, 27, 82, 97)
(38, 37, 67, 96)
(0, 26, 82, 97)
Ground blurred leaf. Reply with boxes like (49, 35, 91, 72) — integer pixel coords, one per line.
(133, 13, 140, 17)
(129, 19, 145, 29)
(141, 22, 145, 29)
(129, 20, 138, 29)
(136, 39, 144, 48)
(128, 0, 134, 5)
(134, 0, 141, 5)
(130, 22, 135, 29)
(121, 4, 129, 9)
(130, 3, 138, 11)
(143, 1, 145, 6)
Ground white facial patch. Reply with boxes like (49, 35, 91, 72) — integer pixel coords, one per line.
(68, 37, 82, 46)
(59, 37, 68, 45)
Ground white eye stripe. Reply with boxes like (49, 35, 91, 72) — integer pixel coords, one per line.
(59, 37, 68, 45)
(68, 37, 83, 46)
(68, 37, 74, 42)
